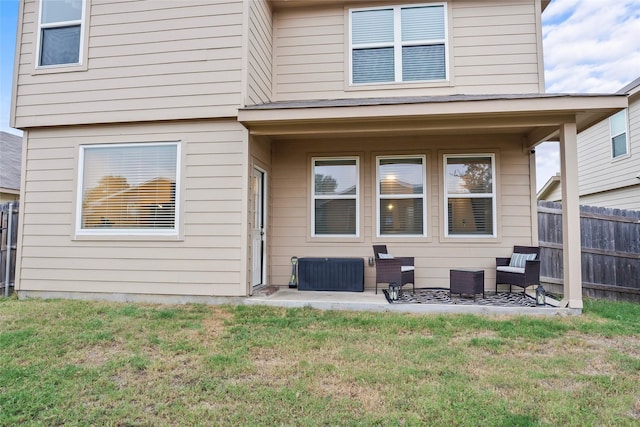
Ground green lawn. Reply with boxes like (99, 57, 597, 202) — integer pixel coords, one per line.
(1, 297, 639, 426)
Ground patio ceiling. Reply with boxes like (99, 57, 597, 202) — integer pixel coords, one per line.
(238, 94, 627, 146)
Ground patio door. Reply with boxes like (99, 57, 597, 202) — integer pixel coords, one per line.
(251, 167, 267, 289)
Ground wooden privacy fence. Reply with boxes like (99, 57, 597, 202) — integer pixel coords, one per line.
(1, 201, 19, 297)
(537, 200, 640, 301)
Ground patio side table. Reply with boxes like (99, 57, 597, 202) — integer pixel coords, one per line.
(450, 269, 485, 299)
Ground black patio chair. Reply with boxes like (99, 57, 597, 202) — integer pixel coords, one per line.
(495, 245, 541, 293)
(372, 245, 415, 295)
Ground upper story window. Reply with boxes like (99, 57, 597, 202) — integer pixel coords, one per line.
(444, 154, 496, 238)
(76, 142, 181, 236)
(377, 155, 427, 237)
(38, 0, 85, 67)
(312, 157, 359, 237)
(349, 3, 447, 85)
(610, 109, 629, 159)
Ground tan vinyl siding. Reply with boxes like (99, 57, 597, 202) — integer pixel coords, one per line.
(578, 99, 640, 198)
(14, 0, 244, 128)
(273, 7, 345, 100)
(247, 0, 273, 105)
(273, 0, 543, 102)
(16, 120, 248, 296)
(269, 134, 533, 289)
(452, 1, 541, 93)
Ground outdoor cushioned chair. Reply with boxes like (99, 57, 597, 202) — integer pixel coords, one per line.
(373, 245, 415, 295)
(495, 245, 541, 293)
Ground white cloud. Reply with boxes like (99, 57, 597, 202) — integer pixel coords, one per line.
(535, 0, 640, 190)
(543, 0, 640, 93)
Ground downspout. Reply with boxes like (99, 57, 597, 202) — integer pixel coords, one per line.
(527, 137, 539, 246)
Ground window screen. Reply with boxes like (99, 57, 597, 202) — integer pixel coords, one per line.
(377, 156, 426, 236)
(312, 158, 359, 236)
(39, 0, 83, 66)
(350, 4, 446, 84)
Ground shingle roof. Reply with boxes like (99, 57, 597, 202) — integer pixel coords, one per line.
(241, 92, 622, 111)
(0, 131, 23, 192)
(617, 76, 640, 95)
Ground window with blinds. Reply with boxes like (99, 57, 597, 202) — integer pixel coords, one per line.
(38, 0, 85, 67)
(377, 156, 427, 236)
(610, 109, 629, 158)
(350, 4, 447, 84)
(77, 142, 180, 235)
(312, 157, 359, 236)
(444, 155, 496, 237)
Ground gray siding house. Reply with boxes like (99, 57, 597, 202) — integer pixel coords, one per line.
(577, 77, 640, 210)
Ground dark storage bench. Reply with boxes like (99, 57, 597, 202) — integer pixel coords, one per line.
(298, 258, 364, 292)
(450, 269, 485, 299)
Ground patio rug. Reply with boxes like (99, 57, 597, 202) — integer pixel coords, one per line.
(383, 288, 539, 307)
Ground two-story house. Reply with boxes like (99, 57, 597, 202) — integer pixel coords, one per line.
(577, 77, 640, 210)
(10, 0, 626, 310)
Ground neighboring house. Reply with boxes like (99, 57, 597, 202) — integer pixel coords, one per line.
(0, 131, 22, 203)
(536, 173, 561, 202)
(539, 77, 640, 209)
(576, 77, 640, 210)
(10, 0, 627, 309)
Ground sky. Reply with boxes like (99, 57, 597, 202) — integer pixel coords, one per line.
(1, 0, 639, 190)
(536, 0, 640, 190)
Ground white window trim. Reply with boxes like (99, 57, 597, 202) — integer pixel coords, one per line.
(348, 3, 448, 86)
(376, 155, 427, 238)
(75, 141, 181, 237)
(443, 153, 497, 239)
(36, 0, 87, 69)
(610, 109, 630, 160)
(311, 156, 360, 238)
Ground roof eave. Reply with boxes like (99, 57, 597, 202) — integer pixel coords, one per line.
(239, 94, 627, 142)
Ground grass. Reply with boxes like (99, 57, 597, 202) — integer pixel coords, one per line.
(0, 297, 639, 426)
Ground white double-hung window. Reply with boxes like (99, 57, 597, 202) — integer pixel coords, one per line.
(349, 3, 447, 85)
(377, 156, 427, 237)
(312, 157, 359, 237)
(444, 154, 496, 238)
(610, 109, 629, 159)
(38, 0, 85, 67)
(76, 142, 181, 236)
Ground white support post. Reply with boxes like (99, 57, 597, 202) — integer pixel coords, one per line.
(558, 122, 583, 309)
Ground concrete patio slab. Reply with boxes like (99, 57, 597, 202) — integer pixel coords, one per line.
(245, 287, 580, 316)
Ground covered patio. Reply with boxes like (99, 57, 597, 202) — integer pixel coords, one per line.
(240, 93, 627, 310)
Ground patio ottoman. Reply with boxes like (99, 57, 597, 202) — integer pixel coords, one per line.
(450, 269, 485, 299)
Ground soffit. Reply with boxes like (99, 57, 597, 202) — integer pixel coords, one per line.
(238, 94, 627, 144)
